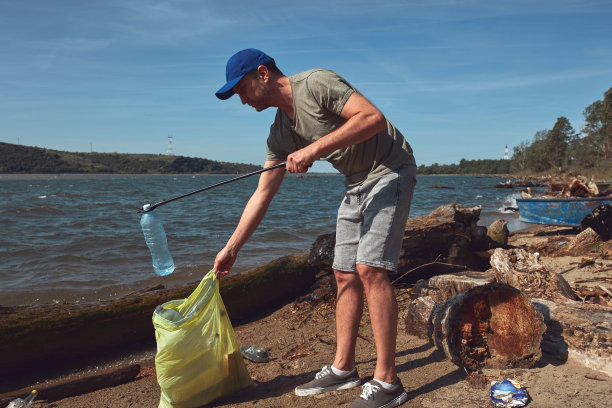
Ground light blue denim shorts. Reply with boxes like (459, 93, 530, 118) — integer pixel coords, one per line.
(332, 165, 417, 273)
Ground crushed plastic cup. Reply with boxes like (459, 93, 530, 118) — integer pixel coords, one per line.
(240, 345, 269, 363)
(490, 378, 529, 407)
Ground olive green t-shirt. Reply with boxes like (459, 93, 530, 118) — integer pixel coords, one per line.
(265, 69, 416, 187)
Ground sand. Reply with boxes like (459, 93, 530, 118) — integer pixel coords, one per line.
(22, 227, 612, 407)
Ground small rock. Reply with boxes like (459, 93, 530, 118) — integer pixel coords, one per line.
(487, 219, 509, 248)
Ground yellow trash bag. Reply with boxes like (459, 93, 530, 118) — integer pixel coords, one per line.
(153, 269, 254, 407)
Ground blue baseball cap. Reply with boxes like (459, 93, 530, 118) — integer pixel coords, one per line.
(215, 48, 275, 100)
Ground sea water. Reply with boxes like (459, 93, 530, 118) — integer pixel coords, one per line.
(0, 173, 532, 307)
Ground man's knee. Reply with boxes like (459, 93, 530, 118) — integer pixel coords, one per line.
(356, 264, 390, 287)
(334, 269, 361, 290)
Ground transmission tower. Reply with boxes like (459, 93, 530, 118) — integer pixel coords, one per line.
(166, 135, 174, 156)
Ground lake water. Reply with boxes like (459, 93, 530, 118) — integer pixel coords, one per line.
(0, 173, 532, 306)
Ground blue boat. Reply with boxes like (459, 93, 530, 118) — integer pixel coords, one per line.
(516, 196, 612, 227)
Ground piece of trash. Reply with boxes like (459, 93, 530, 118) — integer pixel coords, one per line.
(557, 241, 567, 246)
(240, 345, 269, 363)
(490, 379, 529, 407)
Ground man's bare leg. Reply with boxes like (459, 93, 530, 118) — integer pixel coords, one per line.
(357, 264, 398, 384)
(332, 269, 364, 371)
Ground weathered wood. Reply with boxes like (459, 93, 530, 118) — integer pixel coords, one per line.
(532, 298, 612, 377)
(310, 203, 491, 284)
(557, 227, 602, 256)
(413, 271, 496, 304)
(490, 248, 577, 301)
(406, 271, 496, 339)
(581, 204, 612, 241)
(399, 203, 490, 278)
(430, 283, 546, 371)
(0, 364, 141, 405)
(0, 252, 317, 386)
(405, 296, 437, 339)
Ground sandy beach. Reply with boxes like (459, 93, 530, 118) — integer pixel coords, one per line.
(9, 224, 612, 408)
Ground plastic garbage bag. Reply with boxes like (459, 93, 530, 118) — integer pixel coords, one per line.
(153, 269, 254, 408)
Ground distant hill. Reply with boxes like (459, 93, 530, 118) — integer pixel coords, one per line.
(0, 142, 262, 174)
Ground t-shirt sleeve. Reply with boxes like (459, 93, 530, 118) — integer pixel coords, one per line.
(305, 70, 355, 115)
(266, 110, 294, 162)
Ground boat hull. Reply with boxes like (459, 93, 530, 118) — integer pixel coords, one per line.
(516, 197, 612, 227)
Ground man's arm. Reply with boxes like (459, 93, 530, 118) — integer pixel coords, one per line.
(214, 160, 286, 277)
(285, 92, 387, 173)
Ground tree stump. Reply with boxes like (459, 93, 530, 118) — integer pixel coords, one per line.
(406, 272, 496, 339)
(430, 283, 546, 371)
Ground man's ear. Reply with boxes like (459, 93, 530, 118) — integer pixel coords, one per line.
(257, 65, 269, 83)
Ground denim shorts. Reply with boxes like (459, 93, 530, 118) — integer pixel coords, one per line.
(332, 165, 417, 273)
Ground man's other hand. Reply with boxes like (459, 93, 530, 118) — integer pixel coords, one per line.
(214, 247, 236, 278)
(286, 147, 316, 173)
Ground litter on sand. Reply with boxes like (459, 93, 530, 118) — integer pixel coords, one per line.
(490, 378, 530, 407)
(241, 345, 270, 363)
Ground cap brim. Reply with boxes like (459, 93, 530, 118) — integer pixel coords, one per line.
(215, 75, 244, 100)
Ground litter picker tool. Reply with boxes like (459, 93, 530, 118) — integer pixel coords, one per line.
(138, 161, 286, 276)
(137, 161, 286, 213)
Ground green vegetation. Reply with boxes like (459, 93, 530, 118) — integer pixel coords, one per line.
(417, 158, 511, 175)
(417, 85, 612, 178)
(511, 86, 612, 178)
(0, 143, 261, 174)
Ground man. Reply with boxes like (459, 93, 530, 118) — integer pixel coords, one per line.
(214, 48, 416, 408)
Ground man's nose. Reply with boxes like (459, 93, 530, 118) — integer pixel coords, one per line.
(239, 94, 247, 105)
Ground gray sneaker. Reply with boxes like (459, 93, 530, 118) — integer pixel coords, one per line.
(294, 365, 361, 396)
(349, 379, 408, 408)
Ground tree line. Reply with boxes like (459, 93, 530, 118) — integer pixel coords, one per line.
(0, 143, 261, 174)
(417, 158, 511, 175)
(511, 86, 611, 177)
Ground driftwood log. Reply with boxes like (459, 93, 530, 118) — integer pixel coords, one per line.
(399, 203, 490, 277)
(0, 252, 317, 387)
(0, 364, 141, 405)
(310, 203, 491, 283)
(532, 298, 612, 377)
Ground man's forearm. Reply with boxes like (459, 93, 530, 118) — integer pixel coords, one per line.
(286, 92, 387, 173)
(223, 164, 285, 256)
(310, 109, 386, 158)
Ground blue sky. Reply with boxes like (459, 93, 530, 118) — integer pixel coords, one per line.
(1, 1, 611, 172)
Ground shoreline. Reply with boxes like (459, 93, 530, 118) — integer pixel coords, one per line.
(3, 222, 610, 407)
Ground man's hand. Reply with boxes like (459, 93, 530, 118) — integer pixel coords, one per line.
(214, 246, 237, 278)
(286, 145, 317, 173)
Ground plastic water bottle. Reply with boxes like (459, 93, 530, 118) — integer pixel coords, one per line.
(6, 390, 37, 408)
(140, 204, 175, 276)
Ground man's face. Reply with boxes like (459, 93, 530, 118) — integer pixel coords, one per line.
(233, 68, 270, 112)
